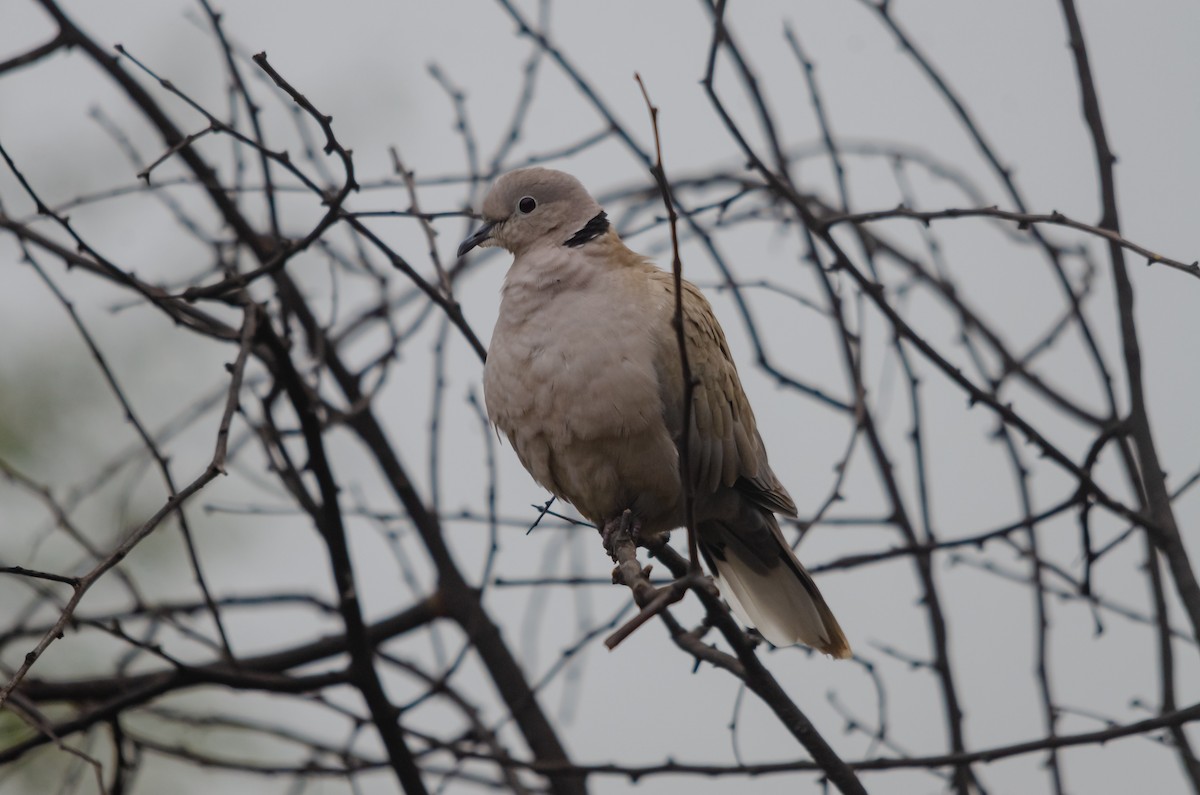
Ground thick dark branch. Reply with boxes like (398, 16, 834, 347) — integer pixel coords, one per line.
(653, 543, 869, 795)
(1058, 0, 1200, 647)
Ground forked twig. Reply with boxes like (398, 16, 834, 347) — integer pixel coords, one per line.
(634, 72, 700, 574)
(600, 511, 708, 649)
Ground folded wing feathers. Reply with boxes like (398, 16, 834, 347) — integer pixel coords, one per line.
(681, 276, 847, 656)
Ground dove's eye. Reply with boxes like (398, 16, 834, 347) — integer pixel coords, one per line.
(518, 196, 537, 214)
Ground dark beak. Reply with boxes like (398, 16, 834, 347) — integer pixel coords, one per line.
(457, 221, 494, 258)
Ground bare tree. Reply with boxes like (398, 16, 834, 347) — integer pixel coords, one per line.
(1, 1, 1196, 793)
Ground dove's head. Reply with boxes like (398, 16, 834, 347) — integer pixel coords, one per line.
(458, 168, 606, 258)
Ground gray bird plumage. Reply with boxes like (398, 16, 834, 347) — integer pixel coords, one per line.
(461, 167, 850, 657)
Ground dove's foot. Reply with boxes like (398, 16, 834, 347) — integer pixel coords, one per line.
(601, 509, 642, 556)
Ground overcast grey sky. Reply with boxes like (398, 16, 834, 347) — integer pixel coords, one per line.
(1, 2, 1198, 794)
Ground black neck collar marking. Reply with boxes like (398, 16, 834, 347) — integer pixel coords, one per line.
(563, 211, 609, 247)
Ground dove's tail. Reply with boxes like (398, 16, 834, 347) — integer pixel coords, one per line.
(698, 512, 851, 658)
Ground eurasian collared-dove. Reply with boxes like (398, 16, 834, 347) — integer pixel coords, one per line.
(459, 167, 850, 658)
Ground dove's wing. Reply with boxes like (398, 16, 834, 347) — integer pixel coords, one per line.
(652, 272, 850, 656)
(656, 275, 798, 516)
